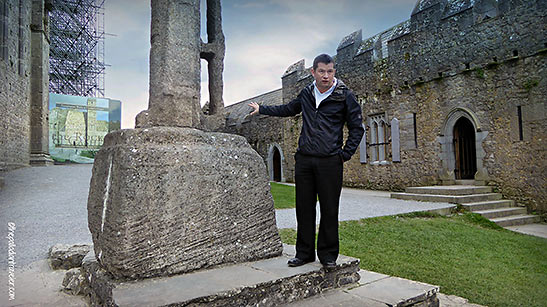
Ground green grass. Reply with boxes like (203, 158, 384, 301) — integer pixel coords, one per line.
(270, 182, 296, 209)
(278, 213, 547, 307)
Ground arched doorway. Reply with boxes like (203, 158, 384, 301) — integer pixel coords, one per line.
(267, 144, 285, 182)
(453, 117, 477, 179)
(272, 147, 281, 182)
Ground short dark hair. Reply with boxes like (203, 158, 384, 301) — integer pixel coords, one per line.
(313, 54, 334, 70)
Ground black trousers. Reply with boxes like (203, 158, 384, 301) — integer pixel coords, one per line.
(294, 152, 343, 263)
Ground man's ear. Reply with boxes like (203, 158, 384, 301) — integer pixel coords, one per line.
(310, 68, 315, 75)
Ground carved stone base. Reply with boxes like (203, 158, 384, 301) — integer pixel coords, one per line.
(87, 127, 283, 279)
(77, 246, 361, 307)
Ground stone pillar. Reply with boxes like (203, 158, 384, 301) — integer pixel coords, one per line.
(200, 0, 226, 131)
(29, 0, 53, 166)
(136, 0, 202, 128)
(202, 0, 225, 116)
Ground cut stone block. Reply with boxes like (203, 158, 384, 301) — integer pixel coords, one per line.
(48, 244, 92, 270)
(87, 127, 283, 279)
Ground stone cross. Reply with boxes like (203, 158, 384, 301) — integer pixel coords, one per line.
(88, 0, 282, 279)
(137, 0, 225, 128)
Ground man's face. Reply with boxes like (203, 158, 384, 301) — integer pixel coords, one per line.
(311, 62, 336, 92)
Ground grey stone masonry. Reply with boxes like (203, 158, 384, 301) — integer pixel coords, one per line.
(87, 127, 283, 279)
(49, 244, 92, 270)
(76, 245, 360, 307)
(29, 0, 52, 165)
(136, 0, 202, 128)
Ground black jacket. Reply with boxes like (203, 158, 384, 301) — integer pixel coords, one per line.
(259, 80, 364, 161)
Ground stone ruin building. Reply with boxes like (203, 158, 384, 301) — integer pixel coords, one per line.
(225, 0, 546, 213)
(0, 0, 51, 177)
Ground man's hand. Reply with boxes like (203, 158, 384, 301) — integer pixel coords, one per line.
(248, 102, 259, 116)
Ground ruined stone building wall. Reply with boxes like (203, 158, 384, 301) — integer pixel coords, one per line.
(0, 0, 32, 171)
(225, 89, 286, 181)
(228, 0, 546, 212)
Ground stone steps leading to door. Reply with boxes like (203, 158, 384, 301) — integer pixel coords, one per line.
(391, 185, 539, 228)
(390, 192, 502, 204)
(460, 199, 515, 211)
(405, 185, 492, 196)
(490, 215, 542, 227)
(473, 207, 527, 219)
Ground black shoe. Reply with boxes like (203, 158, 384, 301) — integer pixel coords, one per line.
(287, 257, 313, 267)
(321, 260, 336, 269)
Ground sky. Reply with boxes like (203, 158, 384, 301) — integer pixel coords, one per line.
(104, 0, 418, 128)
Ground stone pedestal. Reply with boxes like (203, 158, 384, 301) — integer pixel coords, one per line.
(77, 245, 361, 307)
(87, 127, 283, 279)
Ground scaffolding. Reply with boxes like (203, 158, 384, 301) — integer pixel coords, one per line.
(49, 0, 106, 97)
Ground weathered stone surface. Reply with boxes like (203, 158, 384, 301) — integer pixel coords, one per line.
(79, 244, 360, 307)
(138, 0, 202, 128)
(62, 268, 87, 296)
(48, 244, 92, 270)
(87, 127, 283, 279)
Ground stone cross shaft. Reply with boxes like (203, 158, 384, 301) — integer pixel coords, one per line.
(139, 0, 225, 128)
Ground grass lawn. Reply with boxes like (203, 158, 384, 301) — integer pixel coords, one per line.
(278, 212, 547, 307)
(270, 182, 296, 209)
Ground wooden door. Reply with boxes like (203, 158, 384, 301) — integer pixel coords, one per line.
(453, 117, 477, 179)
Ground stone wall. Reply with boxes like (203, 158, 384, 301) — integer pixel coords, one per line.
(0, 0, 32, 171)
(225, 89, 286, 179)
(226, 0, 546, 212)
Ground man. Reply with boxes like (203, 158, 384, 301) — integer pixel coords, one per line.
(248, 54, 364, 268)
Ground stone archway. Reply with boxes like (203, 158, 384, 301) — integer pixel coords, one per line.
(267, 144, 285, 182)
(437, 107, 489, 183)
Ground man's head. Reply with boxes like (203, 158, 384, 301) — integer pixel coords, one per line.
(311, 54, 336, 93)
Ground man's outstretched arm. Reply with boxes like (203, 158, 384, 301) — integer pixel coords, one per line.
(247, 91, 304, 117)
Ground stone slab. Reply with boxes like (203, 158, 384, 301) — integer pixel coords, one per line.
(348, 275, 439, 306)
(87, 127, 283, 279)
(505, 223, 547, 238)
(357, 270, 390, 285)
(284, 288, 387, 307)
(84, 244, 360, 306)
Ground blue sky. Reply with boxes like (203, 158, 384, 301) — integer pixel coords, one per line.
(104, 0, 418, 128)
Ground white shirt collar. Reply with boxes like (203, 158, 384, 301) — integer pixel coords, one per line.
(313, 78, 337, 108)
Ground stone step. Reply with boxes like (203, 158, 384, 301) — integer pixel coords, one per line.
(405, 185, 492, 196)
(82, 245, 363, 307)
(474, 207, 527, 219)
(391, 193, 502, 204)
(460, 200, 515, 211)
(490, 215, 541, 227)
(455, 179, 486, 186)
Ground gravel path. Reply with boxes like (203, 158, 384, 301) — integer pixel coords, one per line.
(275, 184, 453, 229)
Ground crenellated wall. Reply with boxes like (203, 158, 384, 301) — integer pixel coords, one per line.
(227, 0, 546, 212)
